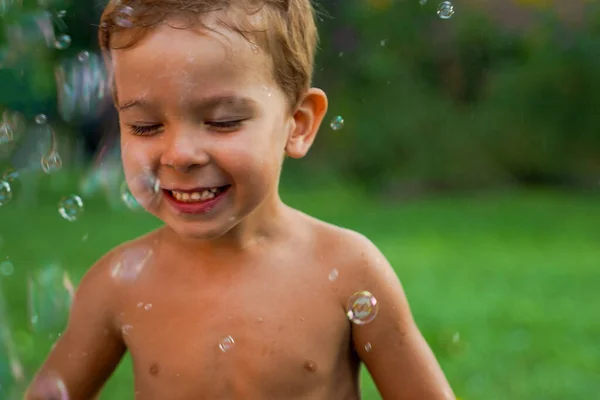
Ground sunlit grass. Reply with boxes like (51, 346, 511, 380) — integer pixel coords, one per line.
(1, 173, 599, 399)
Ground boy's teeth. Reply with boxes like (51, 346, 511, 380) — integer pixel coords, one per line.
(171, 188, 221, 202)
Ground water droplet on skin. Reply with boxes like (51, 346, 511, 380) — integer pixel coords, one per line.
(330, 115, 344, 131)
(122, 324, 133, 335)
(144, 303, 152, 311)
(58, 195, 84, 222)
(437, 1, 454, 19)
(137, 302, 143, 308)
(328, 268, 339, 282)
(346, 291, 379, 325)
(54, 34, 71, 50)
(0, 180, 12, 206)
(365, 342, 372, 352)
(34, 114, 47, 125)
(219, 335, 235, 352)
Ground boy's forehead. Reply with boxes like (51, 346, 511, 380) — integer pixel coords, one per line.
(111, 19, 274, 98)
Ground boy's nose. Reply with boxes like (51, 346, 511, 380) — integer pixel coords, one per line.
(160, 131, 210, 172)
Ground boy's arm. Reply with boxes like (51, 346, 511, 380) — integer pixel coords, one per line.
(343, 233, 455, 400)
(25, 254, 126, 400)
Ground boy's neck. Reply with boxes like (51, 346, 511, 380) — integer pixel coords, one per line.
(161, 191, 293, 259)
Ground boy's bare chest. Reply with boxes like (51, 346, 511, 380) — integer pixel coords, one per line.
(114, 253, 356, 399)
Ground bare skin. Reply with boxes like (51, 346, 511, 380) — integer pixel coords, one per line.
(27, 10, 454, 400)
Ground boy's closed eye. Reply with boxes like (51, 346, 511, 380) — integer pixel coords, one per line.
(127, 119, 247, 136)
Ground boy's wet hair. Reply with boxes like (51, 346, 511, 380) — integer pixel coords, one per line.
(99, 0, 320, 110)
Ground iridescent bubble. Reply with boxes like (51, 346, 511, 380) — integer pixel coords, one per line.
(34, 114, 47, 125)
(76, 51, 89, 62)
(29, 373, 69, 400)
(58, 195, 84, 222)
(41, 150, 63, 174)
(120, 181, 141, 210)
(0, 0, 15, 17)
(330, 115, 344, 131)
(113, 5, 135, 28)
(0, 180, 12, 206)
(28, 264, 74, 336)
(219, 335, 235, 352)
(0, 260, 13, 276)
(111, 245, 153, 283)
(364, 342, 372, 352)
(56, 10, 66, 18)
(2, 168, 19, 186)
(53, 34, 71, 50)
(55, 52, 109, 122)
(0, 121, 14, 144)
(346, 291, 379, 325)
(437, 1, 454, 19)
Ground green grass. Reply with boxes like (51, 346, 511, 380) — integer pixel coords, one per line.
(1, 173, 599, 399)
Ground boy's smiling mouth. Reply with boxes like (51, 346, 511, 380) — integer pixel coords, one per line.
(165, 185, 231, 203)
(167, 185, 230, 202)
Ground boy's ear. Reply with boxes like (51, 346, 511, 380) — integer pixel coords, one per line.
(285, 88, 328, 159)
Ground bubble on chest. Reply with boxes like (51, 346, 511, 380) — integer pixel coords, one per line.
(345, 291, 379, 325)
(218, 335, 235, 352)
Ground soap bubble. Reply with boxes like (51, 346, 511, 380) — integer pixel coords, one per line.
(53, 34, 71, 50)
(0, 121, 14, 145)
(55, 52, 109, 122)
(28, 264, 74, 336)
(56, 10, 66, 18)
(58, 195, 84, 222)
(76, 51, 89, 62)
(111, 245, 153, 283)
(0, 180, 12, 206)
(120, 181, 141, 210)
(0, 260, 13, 276)
(219, 335, 235, 352)
(27, 373, 69, 400)
(34, 114, 47, 125)
(41, 150, 63, 174)
(330, 115, 344, 131)
(346, 291, 379, 325)
(437, 1, 454, 19)
(113, 5, 135, 28)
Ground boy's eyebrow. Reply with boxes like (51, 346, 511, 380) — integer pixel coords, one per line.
(118, 95, 258, 112)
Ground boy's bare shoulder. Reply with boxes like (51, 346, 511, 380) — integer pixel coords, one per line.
(80, 228, 163, 293)
(297, 211, 390, 285)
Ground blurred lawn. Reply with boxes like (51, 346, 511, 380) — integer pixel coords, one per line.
(1, 173, 599, 399)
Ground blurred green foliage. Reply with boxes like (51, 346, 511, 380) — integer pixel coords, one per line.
(2, 0, 600, 192)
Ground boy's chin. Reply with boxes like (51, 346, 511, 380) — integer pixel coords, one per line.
(168, 221, 235, 242)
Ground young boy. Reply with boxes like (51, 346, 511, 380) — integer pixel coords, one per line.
(26, 0, 455, 398)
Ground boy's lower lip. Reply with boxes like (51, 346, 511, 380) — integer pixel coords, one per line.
(162, 187, 229, 214)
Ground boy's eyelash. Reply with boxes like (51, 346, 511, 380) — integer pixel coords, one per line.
(129, 125, 161, 136)
(128, 120, 246, 136)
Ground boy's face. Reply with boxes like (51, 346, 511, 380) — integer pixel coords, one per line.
(112, 16, 293, 240)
